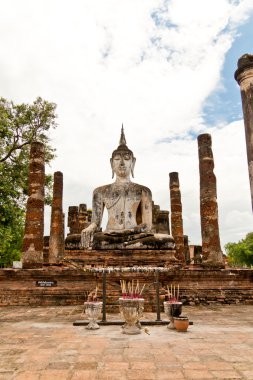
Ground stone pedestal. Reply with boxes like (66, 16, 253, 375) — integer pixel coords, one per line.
(198, 134, 223, 266)
(48, 171, 64, 263)
(169, 172, 185, 262)
(235, 54, 253, 211)
(22, 142, 45, 268)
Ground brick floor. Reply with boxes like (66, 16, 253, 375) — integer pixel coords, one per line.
(0, 304, 252, 379)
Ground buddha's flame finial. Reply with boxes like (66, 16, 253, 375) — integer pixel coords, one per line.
(119, 124, 127, 146)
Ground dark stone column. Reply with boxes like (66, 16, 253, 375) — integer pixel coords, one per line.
(184, 235, 190, 264)
(22, 142, 45, 268)
(156, 210, 170, 234)
(235, 54, 253, 211)
(78, 204, 88, 231)
(152, 203, 170, 234)
(48, 171, 64, 263)
(169, 172, 185, 262)
(198, 134, 223, 266)
(67, 206, 79, 235)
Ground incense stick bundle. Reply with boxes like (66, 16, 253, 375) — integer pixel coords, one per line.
(135, 280, 139, 295)
(139, 283, 146, 295)
(128, 282, 131, 295)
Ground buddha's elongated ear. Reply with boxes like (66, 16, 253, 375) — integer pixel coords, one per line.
(110, 158, 114, 179)
(131, 157, 136, 178)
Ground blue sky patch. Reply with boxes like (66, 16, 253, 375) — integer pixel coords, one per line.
(203, 15, 253, 127)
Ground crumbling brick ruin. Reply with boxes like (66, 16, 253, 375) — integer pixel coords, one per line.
(169, 172, 185, 262)
(48, 171, 64, 263)
(22, 142, 45, 269)
(198, 134, 223, 266)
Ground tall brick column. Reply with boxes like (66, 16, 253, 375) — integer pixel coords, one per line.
(22, 142, 45, 268)
(198, 134, 223, 266)
(169, 172, 185, 262)
(48, 171, 64, 263)
(235, 54, 253, 211)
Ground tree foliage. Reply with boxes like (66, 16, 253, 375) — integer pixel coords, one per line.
(225, 232, 253, 267)
(0, 97, 57, 266)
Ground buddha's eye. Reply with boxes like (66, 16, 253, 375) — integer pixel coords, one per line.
(124, 154, 130, 160)
(114, 154, 120, 160)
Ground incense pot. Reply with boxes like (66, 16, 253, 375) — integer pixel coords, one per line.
(119, 298, 144, 335)
(163, 301, 182, 329)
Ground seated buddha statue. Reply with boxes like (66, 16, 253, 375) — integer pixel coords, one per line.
(81, 127, 175, 250)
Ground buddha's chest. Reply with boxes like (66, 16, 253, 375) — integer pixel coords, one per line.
(104, 188, 142, 227)
(104, 187, 142, 210)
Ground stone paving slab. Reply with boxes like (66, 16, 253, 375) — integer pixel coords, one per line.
(0, 305, 253, 379)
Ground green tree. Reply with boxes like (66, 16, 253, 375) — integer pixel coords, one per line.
(225, 232, 253, 267)
(0, 97, 57, 267)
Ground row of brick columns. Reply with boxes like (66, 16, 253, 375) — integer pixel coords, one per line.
(168, 53, 253, 265)
(21, 52, 253, 268)
(22, 142, 64, 268)
(22, 137, 222, 267)
(169, 133, 224, 266)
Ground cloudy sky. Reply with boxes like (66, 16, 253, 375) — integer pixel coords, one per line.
(1, 0, 253, 249)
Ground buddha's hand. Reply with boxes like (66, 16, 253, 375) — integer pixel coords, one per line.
(81, 222, 97, 248)
(133, 223, 148, 234)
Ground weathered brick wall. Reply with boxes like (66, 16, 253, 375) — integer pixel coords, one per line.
(0, 267, 252, 310)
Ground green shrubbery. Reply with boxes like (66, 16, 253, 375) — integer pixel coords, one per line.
(225, 232, 253, 268)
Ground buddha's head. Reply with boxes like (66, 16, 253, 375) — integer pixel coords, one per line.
(110, 126, 136, 179)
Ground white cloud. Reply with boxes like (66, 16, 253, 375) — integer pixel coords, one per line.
(1, 0, 253, 248)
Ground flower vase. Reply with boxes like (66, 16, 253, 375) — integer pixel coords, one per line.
(163, 301, 182, 329)
(84, 301, 102, 330)
(119, 298, 144, 335)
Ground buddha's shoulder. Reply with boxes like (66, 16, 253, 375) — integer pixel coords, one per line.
(93, 182, 152, 196)
(130, 182, 152, 195)
(93, 184, 112, 194)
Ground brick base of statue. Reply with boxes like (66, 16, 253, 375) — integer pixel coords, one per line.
(64, 248, 178, 267)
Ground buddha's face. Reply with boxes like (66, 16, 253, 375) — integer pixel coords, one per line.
(110, 152, 135, 178)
